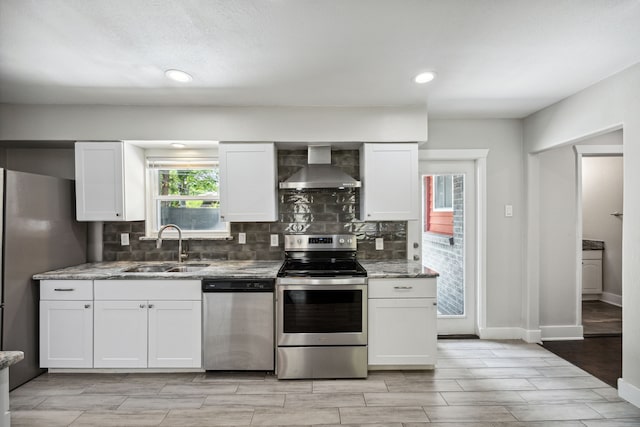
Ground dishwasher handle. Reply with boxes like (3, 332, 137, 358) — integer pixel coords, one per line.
(202, 279, 275, 292)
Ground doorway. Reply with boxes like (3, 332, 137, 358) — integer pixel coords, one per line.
(416, 159, 477, 335)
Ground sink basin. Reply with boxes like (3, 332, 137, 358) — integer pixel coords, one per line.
(123, 264, 175, 273)
(123, 263, 210, 273)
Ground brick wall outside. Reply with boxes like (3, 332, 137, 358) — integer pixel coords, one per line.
(422, 175, 464, 315)
(103, 149, 407, 262)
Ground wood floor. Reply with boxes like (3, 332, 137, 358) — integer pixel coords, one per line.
(582, 301, 622, 336)
(10, 340, 640, 426)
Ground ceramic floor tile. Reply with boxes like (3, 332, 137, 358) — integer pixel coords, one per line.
(251, 407, 340, 425)
(385, 379, 463, 392)
(491, 348, 553, 358)
(437, 349, 497, 359)
(69, 410, 168, 426)
(194, 371, 271, 382)
(236, 382, 312, 394)
(205, 393, 285, 408)
(529, 377, 609, 390)
(119, 396, 205, 410)
(161, 407, 255, 426)
(284, 392, 365, 408)
(587, 401, 640, 418)
(8, 395, 47, 410)
(424, 405, 517, 422)
(37, 394, 127, 410)
(124, 373, 200, 383)
(440, 390, 526, 405)
(159, 383, 238, 395)
(434, 358, 488, 368)
(11, 409, 83, 426)
(481, 358, 552, 368)
(83, 382, 165, 395)
(456, 378, 536, 391)
(312, 379, 388, 393)
(535, 366, 591, 377)
(339, 406, 429, 424)
(404, 368, 473, 379)
(491, 422, 585, 427)
(405, 423, 494, 427)
(466, 367, 542, 378)
(363, 391, 446, 406)
(517, 389, 607, 404)
(507, 403, 603, 421)
(581, 419, 640, 426)
(10, 383, 88, 397)
(591, 387, 625, 401)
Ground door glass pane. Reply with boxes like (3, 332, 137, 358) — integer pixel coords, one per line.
(423, 174, 465, 316)
(283, 290, 363, 333)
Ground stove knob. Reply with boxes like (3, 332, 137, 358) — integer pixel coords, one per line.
(339, 238, 345, 244)
(347, 238, 353, 244)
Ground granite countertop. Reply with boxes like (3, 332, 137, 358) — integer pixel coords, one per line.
(33, 261, 284, 280)
(0, 351, 24, 370)
(583, 239, 605, 250)
(360, 260, 439, 278)
(34, 260, 438, 281)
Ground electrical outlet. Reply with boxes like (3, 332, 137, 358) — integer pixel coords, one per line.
(238, 232, 246, 244)
(120, 233, 130, 246)
(375, 237, 384, 250)
(505, 204, 513, 217)
(270, 234, 279, 247)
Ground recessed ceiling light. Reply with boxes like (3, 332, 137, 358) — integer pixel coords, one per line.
(171, 143, 186, 148)
(165, 69, 193, 83)
(414, 71, 436, 84)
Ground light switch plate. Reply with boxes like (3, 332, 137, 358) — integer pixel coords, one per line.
(120, 233, 130, 246)
(375, 237, 384, 250)
(505, 204, 513, 217)
(270, 234, 279, 247)
(238, 232, 246, 244)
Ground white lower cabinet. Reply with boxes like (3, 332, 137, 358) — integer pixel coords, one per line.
(368, 278, 437, 367)
(93, 280, 202, 369)
(39, 280, 94, 368)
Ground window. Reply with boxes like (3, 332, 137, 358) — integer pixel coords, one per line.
(433, 175, 453, 211)
(146, 158, 230, 238)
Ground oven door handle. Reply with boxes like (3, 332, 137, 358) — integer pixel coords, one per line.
(393, 285, 413, 290)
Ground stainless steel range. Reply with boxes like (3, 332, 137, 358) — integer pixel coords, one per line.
(276, 234, 368, 379)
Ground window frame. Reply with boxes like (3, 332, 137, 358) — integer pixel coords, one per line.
(432, 174, 454, 212)
(145, 157, 230, 239)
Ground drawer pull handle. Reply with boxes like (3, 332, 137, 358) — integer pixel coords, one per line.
(148, 304, 154, 309)
(84, 304, 91, 309)
(393, 286, 413, 290)
(54, 288, 75, 291)
(140, 304, 146, 309)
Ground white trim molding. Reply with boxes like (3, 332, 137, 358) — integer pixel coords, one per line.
(478, 327, 541, 343)
(600, 292, 623, 307)
(619, 378, 640, 409)
(540, 325, 584, 341)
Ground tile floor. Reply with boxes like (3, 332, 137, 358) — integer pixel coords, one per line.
(10, 340, 640, 426)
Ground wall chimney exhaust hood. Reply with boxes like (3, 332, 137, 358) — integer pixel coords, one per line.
(279, 145, 361, 190)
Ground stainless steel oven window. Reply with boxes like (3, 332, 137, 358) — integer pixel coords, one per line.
(276, 284, 367, 347)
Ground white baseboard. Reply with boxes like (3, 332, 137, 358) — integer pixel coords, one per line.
(540, 325, 584, 341)
(522, 329, 542, 343)
(582, 294, 600, 301)
(478, 327, 538, 341)
(600, 292, 622, 307)
(619, 378, 640, 409)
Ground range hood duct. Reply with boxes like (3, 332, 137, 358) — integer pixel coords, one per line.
(279, 146, 361, 190)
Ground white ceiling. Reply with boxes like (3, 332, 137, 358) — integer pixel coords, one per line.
(1, 0, 639, 118)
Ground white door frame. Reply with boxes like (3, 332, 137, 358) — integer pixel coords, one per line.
(408, 149, 488, 337)
(574, 144, 623, 328)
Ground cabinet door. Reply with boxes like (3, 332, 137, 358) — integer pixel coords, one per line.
(219, 142, 278, 222)
(368, 298, 437, 366)
(75, 142, 124, 221)
(582, 259, 603, 294)
(94, 300, 148, 368)
(39, 300, 93, 368)
(148, 300, 202, 368)
(360, 143, 419, 220)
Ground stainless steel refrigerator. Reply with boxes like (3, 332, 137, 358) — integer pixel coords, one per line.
(0, 169, 87, 390)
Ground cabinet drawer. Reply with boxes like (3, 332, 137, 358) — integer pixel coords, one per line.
(368, 278, 436, 299)
(41, 280, 93, 300)
(582, 250, 603, 260)
(94, 280, 201, 300)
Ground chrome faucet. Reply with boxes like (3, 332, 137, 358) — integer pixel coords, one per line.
(156, 224, 188, 263)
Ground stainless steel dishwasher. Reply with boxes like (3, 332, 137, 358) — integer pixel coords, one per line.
(202, 278, 275, 370)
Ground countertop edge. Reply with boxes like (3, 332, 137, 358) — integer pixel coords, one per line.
(0, 351, 24, 370)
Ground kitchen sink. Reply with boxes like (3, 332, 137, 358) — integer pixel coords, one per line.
(123, 263, 210, 273)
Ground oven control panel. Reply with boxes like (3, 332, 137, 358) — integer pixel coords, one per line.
(284, 234, 356, 251)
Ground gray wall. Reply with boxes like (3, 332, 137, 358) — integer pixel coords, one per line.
(2, 148, 75, 179)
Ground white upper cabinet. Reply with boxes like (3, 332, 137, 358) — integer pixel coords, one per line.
(75, 141, 145, 221)
(360, 143, 419, 221)
(219, 142, 278, 222)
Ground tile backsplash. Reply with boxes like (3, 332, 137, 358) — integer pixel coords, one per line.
(103, 149, 407, 262)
